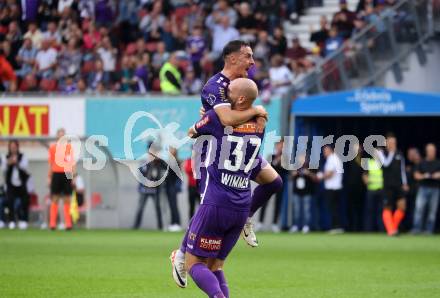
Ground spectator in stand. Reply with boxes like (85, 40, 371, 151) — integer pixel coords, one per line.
(152, 41, 170, 74)
(58, 0, 74, 14)
(318, 145, 344, 233)
(185, 2, 204, 32)
(269, 26, 287, 56)
(0, 49, 17, 92)
(61, 75, 78, 94)
(97, 36, 117, 75)
(61, 22, 83, 45)
(310, 16, 329, 54)
(2, 40, 18, 70)
(205, 0, 238, 29)
(19, 73, 38, 92)
(362, 4, 386, 35)
(332, 0, 357, 39)
(116, 0, 137, 44)
(133, 53, 150, 94)
(269, 54, 294, 96)
(290, 59, 312, 94)
(235, 2, 257, 43)
(253, 30, 271, 63)
(56, 38, 81, 85)
(35, 39, 57, 79)
(15, 37, 37, 78)
(186, 25, 206, 78)
(76, 77, 87, 93)
(43, 21, 62, 47)
(118, 55, 135, 92)
(88, 59, 110, 91)
(412, 144, 440, 234)
(170, 18, 189, 52)
(36, 0, 57, 28)
(133, 37, 147, 57)
(357, 0, 378, 13)
(363, 148, 384, 232)
(95, 0, 114, 27)
(286, 37, 308, 64)
(159, 52, 182, 95)
(182, 68, 202, 95)
(207, 15, 239, 68)
(183, 154, 199, 219)
(5, 21, 22, 59)
(2, 140, 29, 230)
(21, 0, 40, 23)
(324, 26, 344, 57)
(344, 143, 366, 232)
(139, 1, 166, 42)
(161, 19, 177, 52)
(351, 17, 368, 37)
(79, 0, 96, 20)
(291, 154, 316, 234)
(83, 22, 101, 51)
(23, 22, 43, 49)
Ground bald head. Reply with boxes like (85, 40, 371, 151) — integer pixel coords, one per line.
(228, 78, 258, 110)
(426, 143, 437, 160)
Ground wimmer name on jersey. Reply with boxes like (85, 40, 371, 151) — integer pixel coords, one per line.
(192, 109, 265, 212)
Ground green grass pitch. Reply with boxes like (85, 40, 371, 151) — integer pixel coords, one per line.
(0, 230, 439, 297)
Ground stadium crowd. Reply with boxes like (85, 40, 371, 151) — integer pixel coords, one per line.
(0, 0, 407, 95)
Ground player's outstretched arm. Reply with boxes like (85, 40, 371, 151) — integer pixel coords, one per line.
(214, 105, 267, 127)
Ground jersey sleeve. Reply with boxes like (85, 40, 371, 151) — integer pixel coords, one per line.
(193, 110, 222, 136)
(201, 82, 231, 109)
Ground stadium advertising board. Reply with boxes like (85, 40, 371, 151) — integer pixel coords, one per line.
(0, 98, 85, 137)
(292, 88, 440, 116)
(86, 97, 282, 159)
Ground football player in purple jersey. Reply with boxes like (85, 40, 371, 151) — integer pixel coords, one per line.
(170, 40, 283, 289)
(184, 78, 264, 298)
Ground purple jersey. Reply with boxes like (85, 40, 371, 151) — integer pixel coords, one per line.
(193, 110, 264, 211)
(200, 72, 231, 112)
(186, 36, 206, 62)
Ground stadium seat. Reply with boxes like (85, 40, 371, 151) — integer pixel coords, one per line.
(39, 79, 57, 92)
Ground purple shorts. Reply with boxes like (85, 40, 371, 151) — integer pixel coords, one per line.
(186, 204, 248, 260)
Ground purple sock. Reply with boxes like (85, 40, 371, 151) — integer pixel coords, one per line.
(249, 176, 283, 217)
(213, 270, 229, 298)
(189, 263, 225, 298)
(179, 229, 188, 254)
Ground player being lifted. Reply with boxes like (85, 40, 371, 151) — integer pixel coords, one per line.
(184, 78, 265, 298)
(170, 40, 283, 288)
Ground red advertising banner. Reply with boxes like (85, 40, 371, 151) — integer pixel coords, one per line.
(0, 105, 49, 136)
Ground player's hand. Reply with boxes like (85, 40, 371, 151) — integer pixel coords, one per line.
(254, 105, 268, 120)
(199, 106, 205, 118)
(255, 116, 266, 132)
(402, 184, 409, 192)
(188, 127, 197, 138)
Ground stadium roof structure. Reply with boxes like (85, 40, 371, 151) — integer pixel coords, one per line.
(291, 88, 440, 117)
